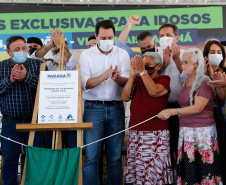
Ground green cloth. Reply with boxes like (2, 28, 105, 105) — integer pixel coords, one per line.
(24, 146, 81, 185)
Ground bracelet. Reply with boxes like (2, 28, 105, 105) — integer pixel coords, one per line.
(178, 108, 180, 117)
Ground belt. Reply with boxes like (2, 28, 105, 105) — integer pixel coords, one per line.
(86, 100, 122, 105)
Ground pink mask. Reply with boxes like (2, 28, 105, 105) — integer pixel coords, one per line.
(182, 64, 194, 75)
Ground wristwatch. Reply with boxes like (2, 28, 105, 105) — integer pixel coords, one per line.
(140, 70, 147, 76)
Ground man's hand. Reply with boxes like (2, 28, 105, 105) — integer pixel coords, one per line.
(163, 45, 172, 68)
(101, 65, 114, 81)
(111, 65, 120, 81)
(171, 42, 180, 61)
(10, 65, 18, 83)
(12, 64, 27, 80)
(50, 28, 63, 49)
(128, 15, 140, 26)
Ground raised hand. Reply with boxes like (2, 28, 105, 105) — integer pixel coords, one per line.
(134, 55, 145, 73)
(50, 28, 63, 49)
(171, 42, 180, 61)
(205, 57, 214, 77)
(208, 72, 226, 88)
(163, 45, 172, 68)
(130, 57, 139, 76)
(128, 15, 140, 26)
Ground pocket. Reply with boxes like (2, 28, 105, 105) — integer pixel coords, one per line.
(84, 102, 95, 109)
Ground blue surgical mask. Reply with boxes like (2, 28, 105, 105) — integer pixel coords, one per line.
(12, 51, 27, 64)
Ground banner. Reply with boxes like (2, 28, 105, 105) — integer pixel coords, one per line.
(0, 6, 223, 52)
(0, 7, 222, 34)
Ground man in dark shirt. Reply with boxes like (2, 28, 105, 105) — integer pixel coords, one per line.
(0, 35, 44, 185)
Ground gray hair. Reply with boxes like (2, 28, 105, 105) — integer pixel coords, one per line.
(143, 52, 162, 65)
(182, 48, 211, 105)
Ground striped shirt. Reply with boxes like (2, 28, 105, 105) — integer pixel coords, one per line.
(0, 58, 43, 119)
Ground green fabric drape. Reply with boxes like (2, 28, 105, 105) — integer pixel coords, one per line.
(24, 146, 81, 185)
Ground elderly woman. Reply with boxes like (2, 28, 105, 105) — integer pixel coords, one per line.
(158, 48, 222, 184)
(122, 52, 173, 185)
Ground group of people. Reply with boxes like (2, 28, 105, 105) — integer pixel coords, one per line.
(0, 14, 225, 185)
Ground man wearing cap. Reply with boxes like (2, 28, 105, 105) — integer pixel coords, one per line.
(26, 37, 43, 56)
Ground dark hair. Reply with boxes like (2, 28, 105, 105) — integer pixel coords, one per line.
(137, 31, 154, 41)
(88, 35, 96, 42)
(158, 23, 179, 36)
(95, 20, 115, 36)
(6, 36, 26, 50)
(27, 37, 43, 47)
(203, 39, 226, 69)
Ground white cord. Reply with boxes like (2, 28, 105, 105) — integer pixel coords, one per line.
(0, 134, 27, 146)
(0, 115, 158, 149)
(81, 115, 157, 148)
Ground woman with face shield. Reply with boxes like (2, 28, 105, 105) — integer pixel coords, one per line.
(122, 52, 173, 184)
(203, 38, 226, 181)
(158, 48, 222, 184)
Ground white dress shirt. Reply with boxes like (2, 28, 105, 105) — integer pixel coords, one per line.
(159, 49, 187, 103)
(79, 45, 130, 101)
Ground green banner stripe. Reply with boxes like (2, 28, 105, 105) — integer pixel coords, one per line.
(0, 6, 223, 34)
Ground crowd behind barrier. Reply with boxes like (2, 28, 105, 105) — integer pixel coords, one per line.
(0, 14, 226, 185)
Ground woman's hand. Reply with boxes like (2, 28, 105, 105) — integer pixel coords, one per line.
(205, 57, 214, 77)
(208, 72, 226, 88)
(135, 55, 145, 73)
(130, 57, 139, 76)
(158, 109, 175, 120)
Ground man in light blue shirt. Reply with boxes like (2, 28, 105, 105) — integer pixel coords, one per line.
(116, 15, 156, 59)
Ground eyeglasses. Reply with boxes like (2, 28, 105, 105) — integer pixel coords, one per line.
(52, 49, 60, 54)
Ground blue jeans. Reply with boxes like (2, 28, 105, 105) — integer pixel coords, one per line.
(83, 101, 125, 185)
(1, 116, 43, 185)
(45, 130, 77, 149)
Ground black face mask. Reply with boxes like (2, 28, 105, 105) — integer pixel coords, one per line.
(28, 48, 37, 56)
(141, 47, 156, 54)
(145, 65, 156, 75)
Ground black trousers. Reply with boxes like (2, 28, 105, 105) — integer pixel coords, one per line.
(167, 102, 180, 171)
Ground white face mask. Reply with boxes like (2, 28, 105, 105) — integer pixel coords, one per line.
(159, 36, 174, 50)
(98, 39, 114, 52)
(53, 54, 59, 64)
(208, 54, 223, 66)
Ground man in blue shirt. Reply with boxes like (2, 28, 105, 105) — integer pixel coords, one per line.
(116, 15, 156, 59)
(0, 36, 44, 185)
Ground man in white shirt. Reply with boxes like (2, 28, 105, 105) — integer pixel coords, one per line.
(79, 20, 130, 185)
(159, 23, 186, 176)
